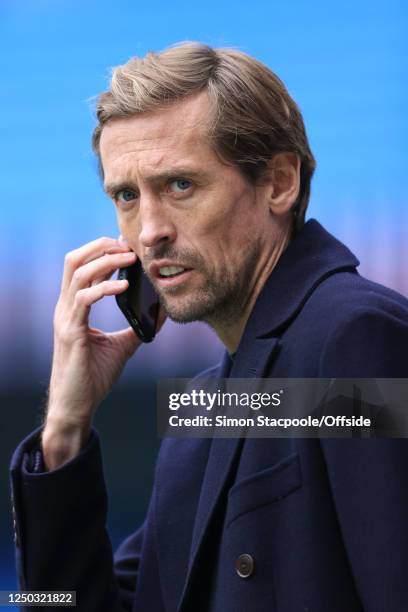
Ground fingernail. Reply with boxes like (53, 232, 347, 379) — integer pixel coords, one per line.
(118, 236, 129, 248)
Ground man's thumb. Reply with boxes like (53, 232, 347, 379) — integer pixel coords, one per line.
(109, 326, 141, 358)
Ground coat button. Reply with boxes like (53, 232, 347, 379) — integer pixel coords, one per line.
(235, 553, 255, 578)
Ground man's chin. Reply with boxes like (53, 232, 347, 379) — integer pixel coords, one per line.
(160, 294, 216, 324)
(161, 302, 207, 324)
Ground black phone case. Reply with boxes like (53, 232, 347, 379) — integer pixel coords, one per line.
(115, 264, 159, 343)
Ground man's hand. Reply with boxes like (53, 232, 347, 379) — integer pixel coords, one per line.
(42, 237, 150, 470)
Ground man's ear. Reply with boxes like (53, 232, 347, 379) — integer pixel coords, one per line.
(266, 152, 301, 216)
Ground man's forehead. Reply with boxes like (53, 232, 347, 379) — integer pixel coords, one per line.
(99, 92, 212, 161)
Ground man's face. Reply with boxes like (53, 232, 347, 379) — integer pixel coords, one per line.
(100, 93, 274, 325)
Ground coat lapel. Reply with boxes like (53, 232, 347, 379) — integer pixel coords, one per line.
(176, 219, 360, 610)
(177, 337, 280, 611)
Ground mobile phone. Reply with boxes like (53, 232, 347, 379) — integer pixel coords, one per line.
(115, 259, 160, 343)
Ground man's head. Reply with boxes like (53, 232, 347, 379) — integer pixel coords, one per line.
(93, 43, 315, 228)
(93, 43, 315, 339)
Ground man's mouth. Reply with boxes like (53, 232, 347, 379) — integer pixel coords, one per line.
(158, 265, 187, 278)
(149, 261, 194, 288)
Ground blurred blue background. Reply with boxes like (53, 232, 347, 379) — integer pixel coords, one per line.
(1, 0, 406, 595)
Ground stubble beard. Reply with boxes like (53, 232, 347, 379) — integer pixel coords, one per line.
(146, 243, 261, 328)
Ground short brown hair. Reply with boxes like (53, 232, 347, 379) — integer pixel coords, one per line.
(92, 42, 316, 230)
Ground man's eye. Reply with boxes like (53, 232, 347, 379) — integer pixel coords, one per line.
(116, 189, 137, 203)
(169, 179, 193, 193)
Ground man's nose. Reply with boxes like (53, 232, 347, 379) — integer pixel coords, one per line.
(138, 198, 176, 248)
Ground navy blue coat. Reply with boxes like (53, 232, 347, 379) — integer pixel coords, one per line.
(10, 220, 408, 611)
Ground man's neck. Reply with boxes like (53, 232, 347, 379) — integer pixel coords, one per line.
(212, 224, 292, 354)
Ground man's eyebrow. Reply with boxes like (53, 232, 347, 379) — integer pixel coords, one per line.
(104, 168, 210, 195)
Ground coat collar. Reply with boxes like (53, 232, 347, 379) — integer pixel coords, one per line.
(239, 218, 359, 342)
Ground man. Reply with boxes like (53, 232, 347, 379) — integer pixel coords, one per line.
(10, 42, 408, 611)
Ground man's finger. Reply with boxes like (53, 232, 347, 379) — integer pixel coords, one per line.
(68, 251, 136, 294)
(71, 279, 129, 323)
(61, 236, 131, 294)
